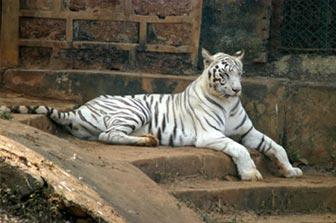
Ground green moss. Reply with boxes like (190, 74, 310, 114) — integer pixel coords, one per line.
(0, 111, 13, 120)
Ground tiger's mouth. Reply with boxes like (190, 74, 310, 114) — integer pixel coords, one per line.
(224, 92, 241, 98)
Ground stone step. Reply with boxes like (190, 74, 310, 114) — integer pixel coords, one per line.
(132, 150, 275, 183)
(163, 175, 336, 214)
(203, 212, 336, 223)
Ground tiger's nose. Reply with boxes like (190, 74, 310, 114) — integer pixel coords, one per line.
(232, 87, 241, 93)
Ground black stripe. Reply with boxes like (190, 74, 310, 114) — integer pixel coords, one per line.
(131, 99, 150, 120)
(117, 116, 140, 126)
(166, 96, 170, 123)
(264, 142, 272, 153)
(113, 97, 145, 114)
(204, 94, 223, 110)
(199, 104, 222, 127)
(191, 106, 207, 131)
(150, 95, 154, 105)
(230, 99, 241, 116)
(159, 94, 164, 103)
(90, 113, 98, 122)
(49, 108, 54, 116)
(193, 88, 224, 121)
(260, 142, 266, 152)
(162, 115, 166, 132)
(154, 101, 159, 127)
(204, 118, 221, 132)
(78, 123, 97, 135)
(94, 101, 115, 112)
(234, 114, 247, 130)
(180, 119, 185, 135)
(240, 126, 253, 141)
(169, 134, 174, 146)
(122, 123, 136, 131)
(171, 95, 177, 140)
(102, 99, 144, 117)
(256, 135, 265, 150)
(213, 112, 224, 125)
(78, 110, 100, 130)
(185, 88, 197, 132)
(105, 103, 145, 124)
(148, 118, 152, 133)
(157, 128, 161, 142)
(118, 129, 128, 135)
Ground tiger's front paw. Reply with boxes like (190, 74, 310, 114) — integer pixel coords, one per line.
(240, 169, 263, 181)
(284, 167, 303, 178)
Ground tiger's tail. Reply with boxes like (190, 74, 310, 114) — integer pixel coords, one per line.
(0, 105, 75, 125)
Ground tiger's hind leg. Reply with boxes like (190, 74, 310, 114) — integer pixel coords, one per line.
(98, 115, 159, 147)
(99, 130, 159, 146)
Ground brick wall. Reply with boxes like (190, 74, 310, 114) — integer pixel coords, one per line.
(15, 0, 202, 75)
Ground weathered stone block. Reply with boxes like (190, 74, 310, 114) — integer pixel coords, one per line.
(241, 78, 286, 144)
(74, 20, 139, 43)
(286, 84, 336, 167)
(64, 0, 123, 12)
(271, 55, 336, 82)
(132, 0, 192, 17)
(200, 0, 270, 64)
(19, 46, 52, 68)
(20, 0, 53, 10)
(147, 23, 192, 46)
(51, 46, 129, 70)
(19, 17, 66, 40)
(135, 52, 192, 75)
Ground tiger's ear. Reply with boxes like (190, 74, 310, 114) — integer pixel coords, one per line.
(234, 50, 245, 61)
(201, 48, 213, 68)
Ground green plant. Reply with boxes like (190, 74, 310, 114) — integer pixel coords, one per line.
(0, 111, 13, 120)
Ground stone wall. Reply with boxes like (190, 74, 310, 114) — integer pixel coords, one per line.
(200, 0, 270, 64)
(2, 0, 203, 75)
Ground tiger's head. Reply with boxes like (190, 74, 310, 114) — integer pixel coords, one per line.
(201, 48, 244, 99)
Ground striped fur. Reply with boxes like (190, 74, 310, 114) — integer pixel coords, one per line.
(0, 49, 303, 181)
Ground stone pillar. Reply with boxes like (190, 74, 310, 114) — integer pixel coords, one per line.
(0, 0, 19, 68)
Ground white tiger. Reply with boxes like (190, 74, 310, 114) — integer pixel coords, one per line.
(0, 49, 303, 181)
